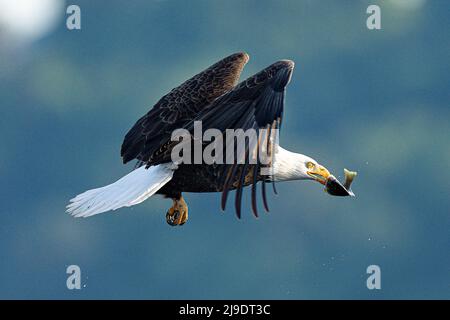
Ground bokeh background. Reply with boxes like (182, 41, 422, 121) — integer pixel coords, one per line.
(0, 0, 448, 299)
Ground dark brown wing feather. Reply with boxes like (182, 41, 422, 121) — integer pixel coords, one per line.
(199, 60, 293, 218)
(120, 52, 249, 164)
(172, 60, 295, 218)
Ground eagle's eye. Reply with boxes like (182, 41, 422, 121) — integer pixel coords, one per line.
(306, 161, 315, 170)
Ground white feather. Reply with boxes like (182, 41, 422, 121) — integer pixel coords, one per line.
(66, 164, 175, 218)
(270, 145, 315, 181)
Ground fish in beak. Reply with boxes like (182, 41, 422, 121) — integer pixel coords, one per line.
(325, 169, 357, 197)
(307, 164, 357, 197)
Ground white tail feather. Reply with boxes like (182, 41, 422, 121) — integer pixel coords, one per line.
(66, 164, 175, 218)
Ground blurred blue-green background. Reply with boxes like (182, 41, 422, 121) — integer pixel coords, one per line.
(0, 0, 448, 299)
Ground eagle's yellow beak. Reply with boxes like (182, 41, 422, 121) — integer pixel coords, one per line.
(307, 164, 331, 185)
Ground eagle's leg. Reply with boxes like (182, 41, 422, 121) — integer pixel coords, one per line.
(166, 194, 188, 226)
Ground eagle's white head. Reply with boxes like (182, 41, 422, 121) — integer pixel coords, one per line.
(271, 146, 331, 184)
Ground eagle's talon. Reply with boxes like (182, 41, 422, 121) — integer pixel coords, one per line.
(165, 196, 188, 226)
(166, 210, 179, 226)
(179, 211, 188, 225)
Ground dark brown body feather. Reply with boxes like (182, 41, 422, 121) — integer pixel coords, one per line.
(157, 162, 262, 195)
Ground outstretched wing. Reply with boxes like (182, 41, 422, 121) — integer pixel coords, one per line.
(120, 52, 249, 165)
(196, 60, 295, 218)
(151, 60, 295, 218)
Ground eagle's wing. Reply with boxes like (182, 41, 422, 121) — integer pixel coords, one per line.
(120, 52, 249, 165)
(195, 60, 294, 218)
(152, 60, 293, 218)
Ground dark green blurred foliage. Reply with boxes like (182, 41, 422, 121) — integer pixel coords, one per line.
(0, 0, 448, 299)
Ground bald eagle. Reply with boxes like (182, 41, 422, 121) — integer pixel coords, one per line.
(67, 52, 355, 226)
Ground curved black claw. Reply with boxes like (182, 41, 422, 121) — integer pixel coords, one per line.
(166, 210, 180, 226)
